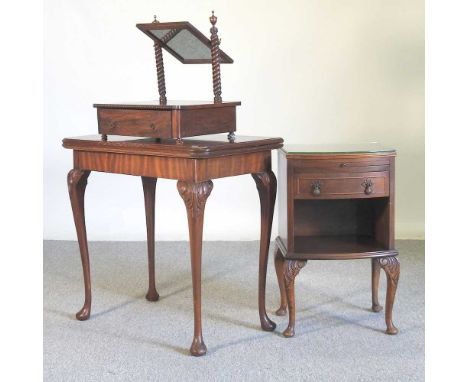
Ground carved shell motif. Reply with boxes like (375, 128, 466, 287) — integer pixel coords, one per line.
(379, 256, 400, 284)
(177, 181, 214, 218)
(284, 260, 307, 286)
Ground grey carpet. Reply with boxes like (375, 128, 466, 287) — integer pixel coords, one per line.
(44, 240, 424, 381)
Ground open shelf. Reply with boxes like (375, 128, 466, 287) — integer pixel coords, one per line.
(286, 198, 394, 260)
(287, 235, 394, 260)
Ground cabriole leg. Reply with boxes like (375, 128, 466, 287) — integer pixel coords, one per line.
(380, 256, 400, 335)
(274, 247, 287, 316)
(67, 169, 91, 321)
(177, 180, 213, 356)
(283, 260, 306, 338)
(142, 177, 159, 302)
(252, 171, 277, 331)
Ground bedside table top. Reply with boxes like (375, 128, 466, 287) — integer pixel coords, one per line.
(280, 143, 395, 155)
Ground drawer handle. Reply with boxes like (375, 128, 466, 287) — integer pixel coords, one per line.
(311, 181, 322, 196)
(362, 179, 374, 195)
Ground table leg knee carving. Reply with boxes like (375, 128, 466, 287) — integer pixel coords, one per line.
(283, 260, 306, 337)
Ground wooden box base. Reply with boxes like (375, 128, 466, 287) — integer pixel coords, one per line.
(94, 100, 240, 139)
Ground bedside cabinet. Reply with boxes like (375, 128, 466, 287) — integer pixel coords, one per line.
(274, 144, 399, 337)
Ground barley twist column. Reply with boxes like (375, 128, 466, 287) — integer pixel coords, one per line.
(210, 11, 222, 103)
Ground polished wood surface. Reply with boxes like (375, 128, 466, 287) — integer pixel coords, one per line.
(64, 134, 283, 356)
(63, 134, 279, 158)
(209, 11, 222, 103)
(99, 13, 235, 139)
(95, 104, 238, 140)
(283, 260, 306, 338)
(276, 236, 398, 261)
(97, 108, 172, 138)
(294, 173, 389, 199)
(274, 247, 287, 317)
(274, 148, 399, 337)
(379, 256, 400, 334)
(72, 150, 271, 182)
(252, 171, 277, 331)
(177, 180, 213, 356)
(93, 100, 241, 110)
(67, 169, 91, 320)
(142, 177, 159, 302)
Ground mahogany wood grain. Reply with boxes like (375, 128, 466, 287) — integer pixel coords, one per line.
(64, 133, 283, 356)
(274, 247, 287, 316)
(142, 177, 159, 302)
(177, 180, 213, 356)
(292, 158, 390, 174)
(283, 260, 306, 337)
(252, 171, 277, 331)
(95, 104, 237, 140)
(275, 149, 399, 337)
(278, 147, 289, 249)
(97, 108, 172, 138)
(294, 174, 389, 199)
(67, 169, 92, 321)
(276, 236, 398, 261)
(371, 258, 383, 312)
(73, 150, 271, 182)
(178, 107, 235, 136)
(63, 134, 281, 159)
(292, 199, 375, 238)
(380, 256, 400, 334)
(93, 100, 241, 110)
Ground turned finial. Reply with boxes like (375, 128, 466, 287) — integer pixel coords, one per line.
(153, 15, 159, 23)
(210, 10, 217, 26)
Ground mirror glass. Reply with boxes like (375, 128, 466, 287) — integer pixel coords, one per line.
(149, 28, 212, 60)
(165, 29, 212, 60)
(149, 29, 172, 39)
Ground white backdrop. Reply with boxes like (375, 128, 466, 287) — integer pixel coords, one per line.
(44, 0, 424, 240)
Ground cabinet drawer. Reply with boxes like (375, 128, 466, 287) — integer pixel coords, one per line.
(97, 108, 172, 138)
(295, 173, 389, 199)
(293, 158, 390, 175)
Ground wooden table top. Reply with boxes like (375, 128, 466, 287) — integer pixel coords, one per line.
(63, 134, 283, 159)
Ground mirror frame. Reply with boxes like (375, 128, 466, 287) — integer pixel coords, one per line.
(136, 21, 233, 64)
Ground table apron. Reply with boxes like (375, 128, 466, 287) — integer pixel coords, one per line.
(73, 150, 272, 181)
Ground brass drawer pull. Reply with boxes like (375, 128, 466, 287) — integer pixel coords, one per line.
(362, 179, 374, 195)
(311, 181, 322, 196)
